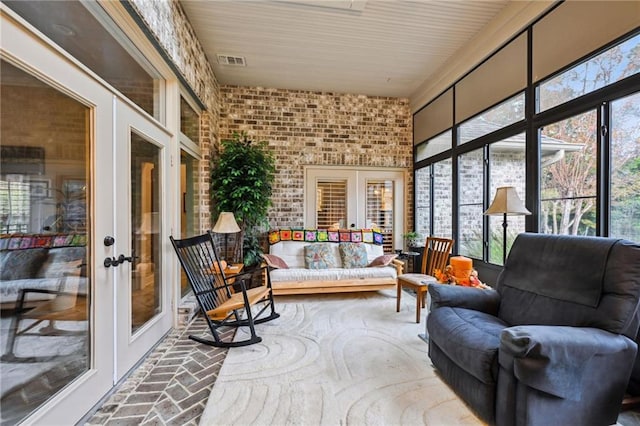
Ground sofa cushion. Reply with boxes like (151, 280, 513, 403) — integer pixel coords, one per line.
(427, 306, 507, 384)
(339, 242, 368, 268)
(261, 254, 289, 269)
(368, 254, 398, 267)
(304, 243, 338, 269)
(269, 266, 397, 282)
(0, 248, 48, 280)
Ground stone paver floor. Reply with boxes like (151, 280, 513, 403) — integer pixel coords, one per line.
(84, 317, 232, 426)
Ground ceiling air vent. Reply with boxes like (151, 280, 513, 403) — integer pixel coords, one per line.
(216, 54, 246, 66)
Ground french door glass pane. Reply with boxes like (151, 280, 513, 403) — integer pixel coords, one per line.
(611, 92, 640, 242)
(180, 150, 198, 297)
(540, 111, 597, 237)
(489, 135, 526, 265)
(316, 180, 347, 229)
(365, 180, 394, 252)
(131, 133, 161, 333)
(0, 60, 91, 424)
(458, 148, 484, 258)
(433, 159, 452, 239)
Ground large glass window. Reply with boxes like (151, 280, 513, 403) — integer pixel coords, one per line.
(610, 92, 640, 242)
(433, 159, 452, 239)
(458, 93, 525, 145)
(489, 135, 526, 264)
(414, 167, 431, 239)
(5, 1, 162, 120)
(416, 130, 451, 162)
(538, 33, 640, 113)
(540, 111, 597, 236)
(458, 148, 484, 258)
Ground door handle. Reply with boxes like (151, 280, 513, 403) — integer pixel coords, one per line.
(104, 253, 138, 267)
(117, 254, 138, 264)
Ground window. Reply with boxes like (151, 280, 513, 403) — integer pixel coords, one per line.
(0, 178, 30, 233)
(5, 1, 163, 120)
(458, 148, 484, 258)
(538, 33, 640, 113)
(489, 135, 526, 264)
(433, 159, 452, 239)
(180, 96, 200, 143)
(458, 93, 525, 145)
(540, 111, 597, 236)
(610, 92, 640, 242)
(416, 130, 451, 162)
(414, 167, 431, 239)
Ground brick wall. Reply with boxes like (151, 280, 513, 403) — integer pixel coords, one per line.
(127, 0, 220, 231)
(219, 86, 413, 229)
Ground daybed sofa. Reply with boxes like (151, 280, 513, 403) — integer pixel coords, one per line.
(0, 234, 87, 308)
(427, 233, 640, 426)
(263, 229, 402, 295)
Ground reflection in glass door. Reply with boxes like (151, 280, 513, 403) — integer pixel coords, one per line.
(131, 134, 161, 333)
(0, 59, 93, 425)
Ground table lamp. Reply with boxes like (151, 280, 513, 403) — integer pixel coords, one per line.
(212, 212, 240, 262)
(484, 186, 531, 264)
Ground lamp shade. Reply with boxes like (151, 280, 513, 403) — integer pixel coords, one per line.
(484, 187, 531, 216)
(212, 212, 240, 233)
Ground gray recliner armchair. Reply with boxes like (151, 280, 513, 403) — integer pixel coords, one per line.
(427, 233, 640, 426)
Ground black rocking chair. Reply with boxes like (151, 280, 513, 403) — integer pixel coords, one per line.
(170, 231, 279, 348)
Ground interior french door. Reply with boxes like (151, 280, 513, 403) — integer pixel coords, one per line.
(304, 167, 405, 251)
(114, 100, 172, 379)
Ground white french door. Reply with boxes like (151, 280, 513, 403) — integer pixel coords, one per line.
(1, 10, 114, 425)
(1, 8, 173, 424)
(304, 167, 406, 251)
(114, 101, 172, 379)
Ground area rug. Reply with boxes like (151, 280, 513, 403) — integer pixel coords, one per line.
(199, 289, 482, 425)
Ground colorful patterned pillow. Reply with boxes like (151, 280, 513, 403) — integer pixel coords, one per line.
(304, 243, 338, 269)
(339, 242, 368, 268)
(261, 254, 289, 269)
(368, 254, 398, 267)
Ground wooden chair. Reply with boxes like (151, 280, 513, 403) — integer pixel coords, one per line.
(396, 236, 453, 323)
(170, 231, 279, 348)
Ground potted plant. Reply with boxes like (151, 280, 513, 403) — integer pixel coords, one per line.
(403, 231, 423, 249)
(211, 132, 275, 266)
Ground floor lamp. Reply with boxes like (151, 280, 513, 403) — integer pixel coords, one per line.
(484, 187, 531, 264)
(212, 212, 240, 262)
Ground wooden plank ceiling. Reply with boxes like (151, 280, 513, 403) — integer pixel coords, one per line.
(180, 0, 510, 98)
